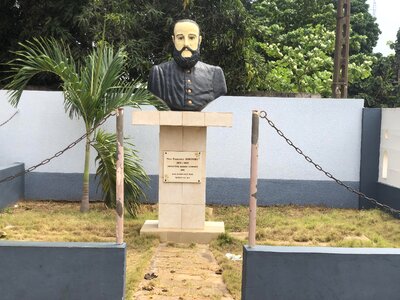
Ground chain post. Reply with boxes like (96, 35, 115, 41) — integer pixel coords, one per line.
(116, 108, 124, 244)
(249, 110, 259, 248)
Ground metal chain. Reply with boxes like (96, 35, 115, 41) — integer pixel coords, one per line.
(259, 110, 400, 218)
(0, 112, 115, 185)
(0, 110, 19, 127)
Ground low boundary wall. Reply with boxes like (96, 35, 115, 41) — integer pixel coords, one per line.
(0, 241, 126, 300)
(0, 163, 24, 209)
(0, 92, 364, 208)
(359, 108, 400, 210)
(242, 245, 400, 300)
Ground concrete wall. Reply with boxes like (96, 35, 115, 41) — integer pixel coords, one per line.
(0, 90, 364, 207)
(378, 108, 400, 188)
(242, 245, 400, 300)
(359, 108, 400, 211)
(0, 241, 126, 300)
(0, 163, 24, 209)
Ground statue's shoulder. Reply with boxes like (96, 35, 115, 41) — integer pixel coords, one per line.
(196, 61, 223, 72)
(152, 60, 175, 71)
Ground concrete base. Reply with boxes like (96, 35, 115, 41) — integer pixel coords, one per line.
(140, 220, 225, 244)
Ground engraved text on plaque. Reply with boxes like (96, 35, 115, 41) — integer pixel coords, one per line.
(163, 151, 202, 183)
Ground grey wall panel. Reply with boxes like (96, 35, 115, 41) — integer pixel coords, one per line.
(23, 173, 359, 208)
(25, 172, 102, 200)
(242, 245, 400, 300)
(359, 108, 381, 209)
(377, 182, 400, 210)
(206, 178, 359, 207)
(0, 241, 126, 300)
(0, 163, 24, 209)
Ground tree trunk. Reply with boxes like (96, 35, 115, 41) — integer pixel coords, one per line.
(80, 135, 91, 212)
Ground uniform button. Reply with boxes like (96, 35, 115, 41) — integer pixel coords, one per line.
(187, 99, 193, 104)
(187, 79, 191, 83)
(186, 70, 191, 74)
(187, 89, 192, 93)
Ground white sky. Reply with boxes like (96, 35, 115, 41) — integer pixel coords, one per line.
(366, 0, 400, 55)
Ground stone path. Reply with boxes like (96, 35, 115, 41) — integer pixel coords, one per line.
(134, 243, 234, 300)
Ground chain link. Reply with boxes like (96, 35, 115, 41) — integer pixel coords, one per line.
(259, 110, 400, 218)
(0, 112, 115, 185)
(0, 110, 19, 127)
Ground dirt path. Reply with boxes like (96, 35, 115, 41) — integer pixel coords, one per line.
(133, 243, 234, 300)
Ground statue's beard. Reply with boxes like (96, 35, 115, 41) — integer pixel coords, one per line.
(173, 46, 200, 69)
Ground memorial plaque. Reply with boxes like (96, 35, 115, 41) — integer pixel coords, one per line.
(163, 151, 202, 183)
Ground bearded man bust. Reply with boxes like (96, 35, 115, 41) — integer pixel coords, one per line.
(148, 19, 227, 111)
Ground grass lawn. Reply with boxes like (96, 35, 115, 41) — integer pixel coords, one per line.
(1, 202, 400, 299)
(209, 205, 400, 300)
(0, 201, 159, 299)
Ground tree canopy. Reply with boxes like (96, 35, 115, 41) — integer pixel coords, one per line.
(0, 0, 385, 102)
(245, 0, 379, 96)
(351, 28, 400, 107)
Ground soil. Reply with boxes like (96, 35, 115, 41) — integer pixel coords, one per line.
(134, 243, 234, 300)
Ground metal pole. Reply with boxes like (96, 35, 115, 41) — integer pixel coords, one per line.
(249, 110, 259, 248)
(116, 108, 124, 244)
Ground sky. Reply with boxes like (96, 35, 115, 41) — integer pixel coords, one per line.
(366, 0, 400, 55)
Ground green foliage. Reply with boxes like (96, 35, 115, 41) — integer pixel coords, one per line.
(0, 0, 86, 86)
(351, 27, 400, 107)
(247, 24, 335, 96)
(350, 0, 381, 54)
(92, 130, 149, 217)
(76, 0, 250, 93)
(350, 54, 400, 107)
(246, 0, 378, 95)
(216, 233, 234, 246)
(0, 0, 385, 97)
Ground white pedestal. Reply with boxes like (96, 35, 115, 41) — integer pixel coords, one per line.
(132, 111, 232, 243)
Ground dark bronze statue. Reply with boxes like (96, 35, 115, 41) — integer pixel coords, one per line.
(148, 19, 227, 111)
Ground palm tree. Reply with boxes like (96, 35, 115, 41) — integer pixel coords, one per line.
(5, 38, 159, 212)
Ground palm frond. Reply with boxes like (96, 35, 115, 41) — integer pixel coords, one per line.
(6, 38, 160, 211)
(92, 130, 149, 217)
(5, 37, 79, 107)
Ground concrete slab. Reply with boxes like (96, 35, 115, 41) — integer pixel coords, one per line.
(140, 220, 225, 244)
(132, 111, 232, 127)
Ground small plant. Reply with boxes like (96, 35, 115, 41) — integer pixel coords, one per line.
(217, 233, 234, 246)
(5, 38, 163, 213)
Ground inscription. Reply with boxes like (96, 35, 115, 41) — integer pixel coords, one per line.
(163, 151, 202, 183)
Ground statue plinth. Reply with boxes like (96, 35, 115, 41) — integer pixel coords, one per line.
(132, 111, 232, 243)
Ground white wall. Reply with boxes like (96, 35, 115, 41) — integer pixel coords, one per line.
(0, 90, 364, 182)
(379, 108, 400, 188)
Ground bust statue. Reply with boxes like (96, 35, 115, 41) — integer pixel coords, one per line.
(148, 19, 227, 111)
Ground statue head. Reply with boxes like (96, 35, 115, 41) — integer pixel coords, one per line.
(172, 19, 202, 69)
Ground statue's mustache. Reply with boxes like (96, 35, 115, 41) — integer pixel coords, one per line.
(177, 46, 198, 54)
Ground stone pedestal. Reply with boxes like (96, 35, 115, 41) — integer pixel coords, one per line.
(132, 111, 232, 243)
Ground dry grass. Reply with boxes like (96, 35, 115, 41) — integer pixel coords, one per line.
(209, 205, 400, 299)
(2, 202, 400, 300)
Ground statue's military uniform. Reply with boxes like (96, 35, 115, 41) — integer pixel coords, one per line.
(148, 60, 227, 111)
